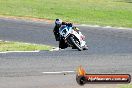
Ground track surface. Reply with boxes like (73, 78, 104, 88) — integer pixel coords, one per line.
(0, 18, 132, 88)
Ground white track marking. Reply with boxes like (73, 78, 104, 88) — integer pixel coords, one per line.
(75, 24, 132, 30)
(76, 24, 101, 27)
(42, 71, 75, 74)
(0, 50, 40, 54)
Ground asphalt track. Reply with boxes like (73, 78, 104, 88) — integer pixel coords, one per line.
(0, 18, 132, 88)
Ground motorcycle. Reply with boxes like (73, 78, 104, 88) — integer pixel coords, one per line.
(59, 25, 88, 51)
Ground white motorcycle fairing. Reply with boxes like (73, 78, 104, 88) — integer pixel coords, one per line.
(59, 25, 87, 51)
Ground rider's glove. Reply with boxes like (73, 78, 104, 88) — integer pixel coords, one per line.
(67, 23, 72, 27)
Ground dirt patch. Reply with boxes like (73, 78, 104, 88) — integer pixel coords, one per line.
(0, 15, 54, 24)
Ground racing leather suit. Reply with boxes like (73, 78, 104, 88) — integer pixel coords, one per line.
(53, 22, 72, 49)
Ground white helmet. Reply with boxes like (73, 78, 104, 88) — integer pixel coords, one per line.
(55, 19, 62, 25)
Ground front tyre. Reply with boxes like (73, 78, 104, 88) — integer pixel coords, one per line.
(69, 36, 82, 51)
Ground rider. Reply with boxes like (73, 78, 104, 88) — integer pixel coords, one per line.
(53, 19, 86, 49)
(53, 19, 72, 49)
(53, 19, 73, 41)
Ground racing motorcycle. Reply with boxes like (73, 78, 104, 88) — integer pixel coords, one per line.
(59, 25, 88, 51)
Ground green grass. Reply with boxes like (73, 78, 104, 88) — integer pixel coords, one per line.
(118, 84, 132, 88)
(0, 0, 132, 27)
(0, 41, 52, 52)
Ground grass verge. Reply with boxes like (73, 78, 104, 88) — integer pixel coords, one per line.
(0, 41, 53, 52)
(0, 0, 132, 27)
(118, 84, 132, 88)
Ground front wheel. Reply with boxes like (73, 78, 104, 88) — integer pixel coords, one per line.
(69, 36, 82, 51)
